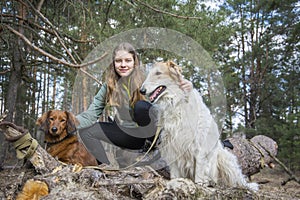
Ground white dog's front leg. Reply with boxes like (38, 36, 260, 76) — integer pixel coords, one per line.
(194, 152, 219, 187)
(194, 157, 205, 183)
(194, 156, 211, 185)
(169, 162, 181, 179)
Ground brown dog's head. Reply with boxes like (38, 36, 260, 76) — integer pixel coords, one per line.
(36, 110, 79, 143)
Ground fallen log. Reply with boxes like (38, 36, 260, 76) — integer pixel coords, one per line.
(226, 135, 278, 177)
(0, 122, 61, 174)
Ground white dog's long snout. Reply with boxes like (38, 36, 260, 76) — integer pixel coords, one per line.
(139, 86, 147, 95)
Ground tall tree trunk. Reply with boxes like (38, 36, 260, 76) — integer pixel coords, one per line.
(240, 5, 248, 129)
(80, 10, 89, 111)
(6, 46, 22, 122)
(6, 2, 26, 122)
(248, 1, 257, 130)
(2, 1, 27, 165)
(52, 73, 57, 109)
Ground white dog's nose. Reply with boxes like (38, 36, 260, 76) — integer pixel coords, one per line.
(140, 87, 146, 95)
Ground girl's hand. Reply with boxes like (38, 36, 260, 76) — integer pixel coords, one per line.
(179, 79, 193, 93)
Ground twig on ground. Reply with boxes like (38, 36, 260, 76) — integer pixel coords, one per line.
(258, 142, 300, 185)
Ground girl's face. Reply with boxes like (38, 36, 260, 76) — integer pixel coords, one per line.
(114, 50, 135, 77)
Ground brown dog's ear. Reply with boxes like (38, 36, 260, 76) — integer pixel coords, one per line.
(65, 111, 79, 134)
(166, 60, 183, 81)
(36, 111, 51, 133)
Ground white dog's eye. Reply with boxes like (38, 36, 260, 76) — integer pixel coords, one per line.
(155, 71, 162, 75)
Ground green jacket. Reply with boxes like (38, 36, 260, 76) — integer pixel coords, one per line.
(76, 83, 138, 129)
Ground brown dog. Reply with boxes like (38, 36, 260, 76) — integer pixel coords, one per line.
(36, 110, 98, 166)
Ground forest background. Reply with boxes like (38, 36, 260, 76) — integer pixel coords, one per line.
(0, 0, 299, 170)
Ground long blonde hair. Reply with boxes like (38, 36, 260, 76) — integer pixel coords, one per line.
(105, 42, 146, 107)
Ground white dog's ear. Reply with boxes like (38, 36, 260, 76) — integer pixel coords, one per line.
(167, 61, 182, 81)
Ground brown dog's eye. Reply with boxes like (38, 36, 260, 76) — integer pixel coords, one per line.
(61, 119, 66, 122)
(49, 117, 54, 121)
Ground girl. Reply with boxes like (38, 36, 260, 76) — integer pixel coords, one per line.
(77, 42, 192, 164)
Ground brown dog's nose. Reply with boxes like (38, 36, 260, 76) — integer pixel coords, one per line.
(140, 87, 146, 95)
(51, 127, 58, 133)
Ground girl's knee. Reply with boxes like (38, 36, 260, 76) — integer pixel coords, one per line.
(134, 101, 152, 126)
(134, 100, 152, 112)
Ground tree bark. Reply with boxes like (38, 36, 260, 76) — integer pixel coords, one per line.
(226, 135, 278, 177)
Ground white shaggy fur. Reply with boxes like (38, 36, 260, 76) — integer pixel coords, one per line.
(141, 61, 258, 191)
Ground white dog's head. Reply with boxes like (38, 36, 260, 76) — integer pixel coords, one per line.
(140, 61, 184, 104)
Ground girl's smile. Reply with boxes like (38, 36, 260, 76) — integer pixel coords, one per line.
(114, 50, 135, 77)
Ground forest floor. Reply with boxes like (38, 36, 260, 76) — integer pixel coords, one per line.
(250, 167, 300, 199)
(0, 162, 299, 200)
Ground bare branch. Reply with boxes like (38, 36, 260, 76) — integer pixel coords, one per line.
(0, 13, 95, 44)
(0, 69, 10, 75)
(23, 1, 104, 84)
(34, 0, 45, 22)
(3, 3, 105, 86)
(259, 142, 300, 185)
(93, 179, 155, 187)
(5, 0, 107, 85)
(24, 0, 78, 64)
(3, 24, 108, 70)
(101, 0, 114, 33)
(134, 0, 203, 20)
(78, 68, 103, 86)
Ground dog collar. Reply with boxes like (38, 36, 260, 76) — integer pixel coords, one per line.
(45, 129, 78, 145)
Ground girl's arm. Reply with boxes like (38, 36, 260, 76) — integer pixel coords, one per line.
(76, 84, 107, 128)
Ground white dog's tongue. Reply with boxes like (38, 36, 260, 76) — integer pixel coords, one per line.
(150, 90, 159, 102)
(150, 86, 164, 102)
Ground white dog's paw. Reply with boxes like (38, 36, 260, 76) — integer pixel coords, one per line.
(246, 182, 259, 192)
(166, 178, 197, 195)
(195, 179, 216, 188)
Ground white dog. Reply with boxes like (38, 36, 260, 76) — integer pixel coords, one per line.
(140, 61, 258, 191)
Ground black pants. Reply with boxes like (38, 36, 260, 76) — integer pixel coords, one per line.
(79, 101, 157, 164)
